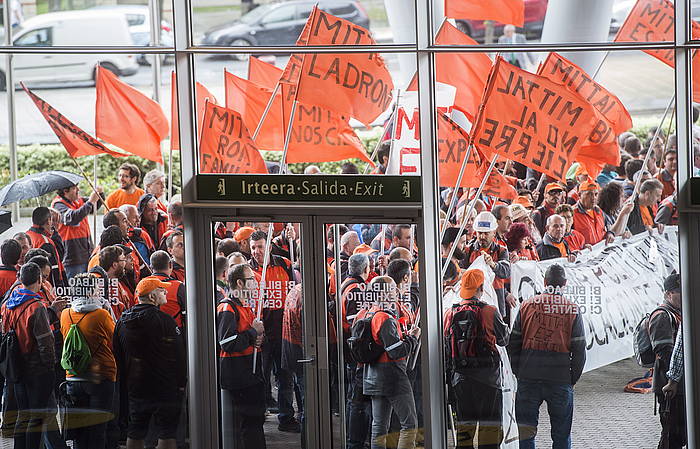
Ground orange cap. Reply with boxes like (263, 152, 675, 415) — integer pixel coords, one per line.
(545, 182, 565, 194)
(513, 195, 533, 209)
(579, 178, 599, 192)
(460, 269, 484, 299)
(234, 226, 255, 242)
(135, 276, 171, 297)
(353, 244, 377, 255)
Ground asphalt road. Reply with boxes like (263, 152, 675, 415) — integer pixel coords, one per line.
(0, 49, 676, 146)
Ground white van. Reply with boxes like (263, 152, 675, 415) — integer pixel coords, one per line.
(2, 10, 140, 89)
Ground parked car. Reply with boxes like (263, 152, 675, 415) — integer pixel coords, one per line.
(91, 5, 175, 65)
(201, 0, 370, 60)
(455, 0, 548, 42)
(1, 10, 139, 90)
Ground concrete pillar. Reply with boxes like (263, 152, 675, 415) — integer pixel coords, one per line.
(539, 0, 615, 75)
(384, 0, 417, 88)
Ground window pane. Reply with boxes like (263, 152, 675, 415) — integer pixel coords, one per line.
(192, 0, 415, 46)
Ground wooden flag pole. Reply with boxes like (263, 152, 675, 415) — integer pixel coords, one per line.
(252, 223, 275, 373)
(441, 154, 499, 278)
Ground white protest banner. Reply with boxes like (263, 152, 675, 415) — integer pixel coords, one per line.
(386, 83, 457, 175)
(510, 227, 679, 372)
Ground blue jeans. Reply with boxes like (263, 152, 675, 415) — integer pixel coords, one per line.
(262, 339, 295, 424)
(13, 370, 55, 449)
(515, 380, 573, 449)
(65, 380, 115, 449)
(64, 264, 88, 279)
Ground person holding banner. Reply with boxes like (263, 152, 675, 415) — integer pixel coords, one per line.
(536, 215, 577, 263)
(572, 180, 614, 246)
(217, 263, 267, 449)
(508, 264, 586, 449)
(627, 179, 665, 236)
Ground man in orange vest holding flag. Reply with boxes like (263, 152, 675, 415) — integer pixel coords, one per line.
(51, 182, 103, 279)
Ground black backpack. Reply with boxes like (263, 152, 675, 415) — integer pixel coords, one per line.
(347, 311, 384, 364)
(445, 301, 499, 372)
(0, 300, 39, 383)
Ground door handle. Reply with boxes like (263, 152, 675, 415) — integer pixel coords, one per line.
(297, 356, 316, 364)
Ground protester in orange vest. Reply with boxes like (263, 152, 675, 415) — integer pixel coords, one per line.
(234, 226, 255, 260)
(2, 262, 56, 449)
(655, 149, 677, 199)
(555, 204, 589, 252)
(51, 182, 103, 279)
(150, 251, 186, 329)
(0, 239, 21, 298)
(627, 178, 664, 236)
(137, 194, 169, 253)
(105, 163, 145, 210)
(217, 263, 266, 449)
(26, 207, 67, 288)
(97, 245, 130, 319)
(164, 231, 186, 282)
(572, 180, 614, 246)
(532, 183, 566, 237)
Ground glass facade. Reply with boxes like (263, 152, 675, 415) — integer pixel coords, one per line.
(1, 0, 699, 448)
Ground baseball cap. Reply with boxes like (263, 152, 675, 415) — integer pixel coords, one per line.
(579, 179, 599, 192)
(513, 195, 533, 209)
(545, 183, 565, 194)
(574, 164, 589, 178)
(135, 276, 171, 297)
(664, 273, 681, 293)
(473, 211, 498, 232)
(460, 269, 484, 299)
(353, 244, 377, 255)
(234, 226, 255, 242)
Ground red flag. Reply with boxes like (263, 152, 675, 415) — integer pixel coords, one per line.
(537, 52, 631, 167)
(199, 102, 267, 174)
(225, 72, 373, 164)
(408, 21, 492, 121)
(171, 72, 218, 150)
(445, 0, 525, 27)
(471, 57, 598, 182)
(23, 84, 126, 159)
(437, 113, 481, 187)
(291, 7, 394, 126)
(248, 57, 283, 89)
(95, 66, 169, 163)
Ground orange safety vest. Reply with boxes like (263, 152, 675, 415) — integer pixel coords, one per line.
(152, 273, 185, 328)
(26, 226, 66, 285)
(51, 196, 91, 245)
(217, 299, 255, 358)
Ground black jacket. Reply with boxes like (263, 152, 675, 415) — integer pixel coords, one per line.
(113, 304, 187, 399)
(536, 233, 571, 261)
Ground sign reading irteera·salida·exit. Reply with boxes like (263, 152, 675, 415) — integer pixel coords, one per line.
(197, 175, 421, 204)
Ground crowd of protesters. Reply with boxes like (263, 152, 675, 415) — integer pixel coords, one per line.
(0, 121, 686, 449)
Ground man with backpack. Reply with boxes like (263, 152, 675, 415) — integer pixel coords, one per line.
(149, 250, 187, 330)
(507, 264, 586, 449)
(1, 262, 56, 449)
(217, 263, 266, 449)
(59, 272, 117, 449)
(649, 273, 685, 449)
(354, 276, 420, 449)
(443, 269, 508, 449)
(113, 276, 187, 449)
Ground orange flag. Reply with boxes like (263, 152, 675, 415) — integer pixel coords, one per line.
(170, 71, 218, 150)
(408, 21, 492, 121)
(248, 57, 282, 89)
(290, 7, 394, 126)
(95, 66, 169, 163)
(23, 84, 126, 159)
(437, 113, 481, 187)
(199, 102, 267, 174)
(225, 72, 373, 164)
(445, 0, 524, 27)
(471, 57, 598, 182)
(537, 52, 631, 167)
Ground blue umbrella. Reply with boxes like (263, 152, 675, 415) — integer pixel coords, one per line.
(0, 171, 84, 206)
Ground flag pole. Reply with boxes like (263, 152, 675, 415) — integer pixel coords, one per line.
(252, 83, 281, 141)
(92, 154, 98, 245)
(441, 154, 499, 278)
(591, 51, 611, 81)
(362, 90, 401, 174)
(280, 100, 298, 174)
(67, 155, 106, 205)
(384, 89, 402, 174)
(439, 142, 474, 241)
(379, 224, 387, 274)
(252, 223, 275, 373)
(631, 93, 675, 199)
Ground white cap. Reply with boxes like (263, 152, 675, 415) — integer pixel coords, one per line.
(473, 211, 498, 232)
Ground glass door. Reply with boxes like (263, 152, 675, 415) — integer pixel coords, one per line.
(317, 219, 423, 449)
